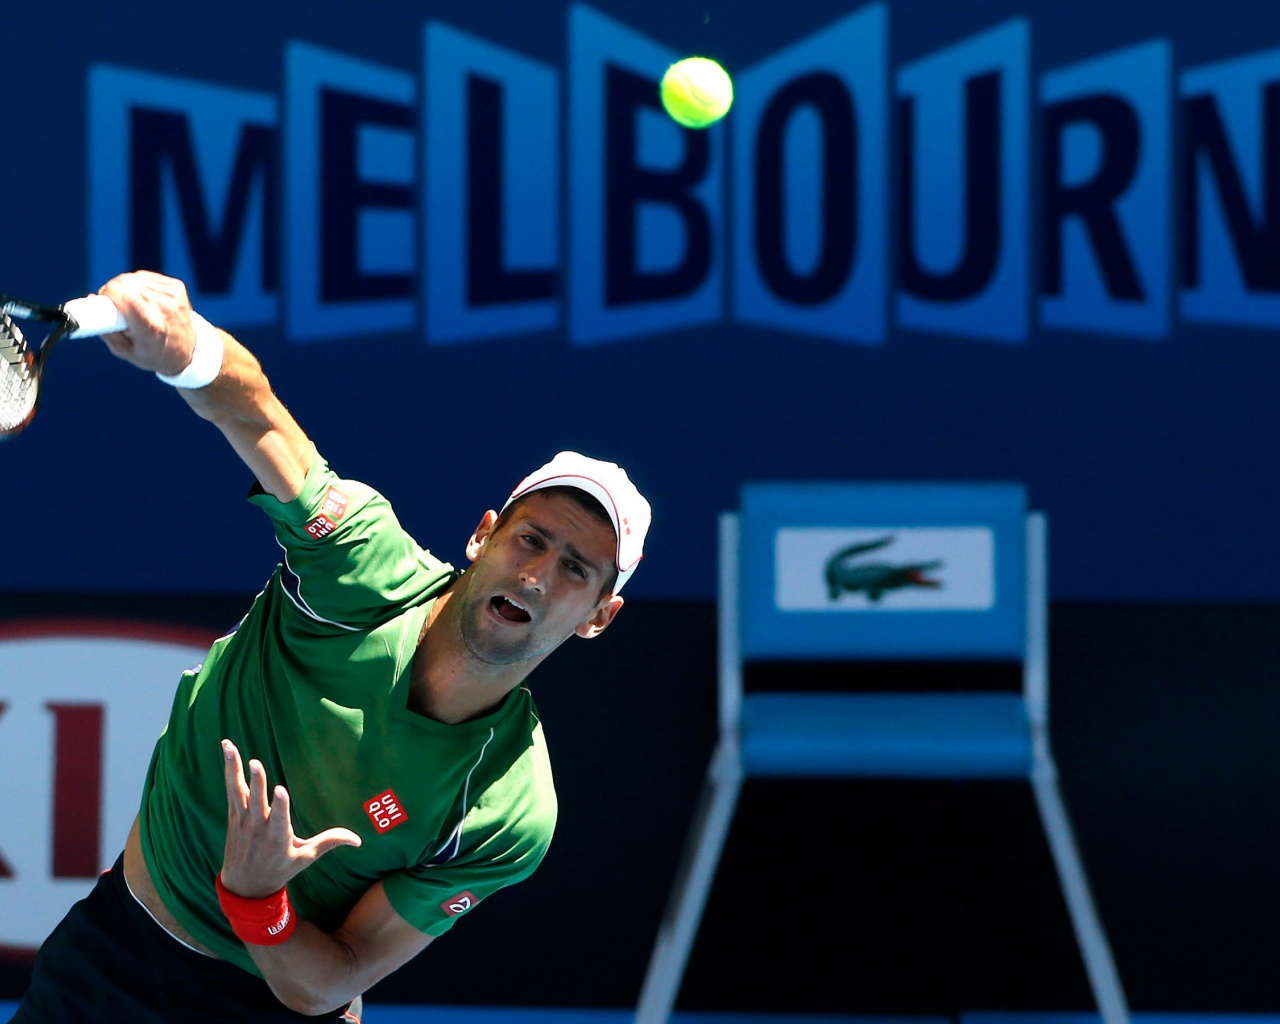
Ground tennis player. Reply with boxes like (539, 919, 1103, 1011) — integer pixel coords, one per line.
(10, 270, 651, 1022)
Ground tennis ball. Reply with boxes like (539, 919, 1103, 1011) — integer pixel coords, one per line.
(660, 57, 733, 129)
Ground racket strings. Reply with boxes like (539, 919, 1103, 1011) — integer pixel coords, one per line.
(0, 313, 38, 434)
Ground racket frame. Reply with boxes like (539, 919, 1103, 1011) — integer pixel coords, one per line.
(0, 292, 125, 439)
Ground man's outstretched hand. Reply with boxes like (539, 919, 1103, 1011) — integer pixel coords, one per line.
(220, 738, 362, 898)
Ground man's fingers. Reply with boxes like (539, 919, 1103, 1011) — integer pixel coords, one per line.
(220, 741, 358, 885)
(271, 785, 360, 860)
(222, 739, 249, 812)
(97, 271, 195, 374)
(269, 784, 295, 840)
(305, 827, 363, 860)
(100, 334, 133, 357)
(247, 759, 271, 820)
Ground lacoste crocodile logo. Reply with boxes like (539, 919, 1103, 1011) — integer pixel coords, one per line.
(825, 536, 943, 602)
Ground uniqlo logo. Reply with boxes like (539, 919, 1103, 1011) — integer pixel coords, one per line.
(305, 514, 337, 540)
(321, 487, 349, 521)
(364, 789, 408, 834)
(441, 890, 477, 917)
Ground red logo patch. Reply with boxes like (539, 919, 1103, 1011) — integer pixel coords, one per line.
(321, 487, 350, 521)
(441, 890, 478, 917)
(305, 513, 337, 540)
(364, 790, 408, 834)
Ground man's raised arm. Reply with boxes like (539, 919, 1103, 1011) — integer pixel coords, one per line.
(98, 270, 313, 502)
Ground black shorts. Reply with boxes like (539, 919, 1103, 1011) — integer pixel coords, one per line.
(8, 854, 361, 1023)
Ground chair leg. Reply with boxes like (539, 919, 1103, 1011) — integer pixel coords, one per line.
(635, 741, 744, 1024)
(1030, 754, 1131, 1024)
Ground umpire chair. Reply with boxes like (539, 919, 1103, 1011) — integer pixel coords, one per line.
(635, 483, 1129, 1024)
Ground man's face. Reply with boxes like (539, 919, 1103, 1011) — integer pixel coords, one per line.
(454, 490, 623, 667)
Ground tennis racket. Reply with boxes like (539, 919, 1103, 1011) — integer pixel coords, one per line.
(0, 292, 127, 440)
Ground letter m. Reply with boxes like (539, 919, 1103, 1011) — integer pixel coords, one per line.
(1180, 51, 1280, 328)
(89, 66, 278, 326)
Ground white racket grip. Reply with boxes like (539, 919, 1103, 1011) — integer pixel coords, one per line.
(63, 295, 129, 338)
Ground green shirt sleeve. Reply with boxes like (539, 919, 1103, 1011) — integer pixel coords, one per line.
(248, 450, 457, 631)
(382, 738, 557, 936)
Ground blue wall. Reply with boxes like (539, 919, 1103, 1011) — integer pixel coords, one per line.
(3, 0, 1279, 601)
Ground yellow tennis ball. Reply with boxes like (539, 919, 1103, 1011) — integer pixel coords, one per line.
(660, 57, 733, 129)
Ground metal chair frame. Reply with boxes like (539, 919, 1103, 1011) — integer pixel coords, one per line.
(635, 509, 1129, 1024)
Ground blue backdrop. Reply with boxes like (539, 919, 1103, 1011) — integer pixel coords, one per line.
(3, 0, 1278, 602)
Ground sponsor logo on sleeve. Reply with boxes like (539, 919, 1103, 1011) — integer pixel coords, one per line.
(364, 789, 408, 833)
(321, 487, 350, 521)
(441, 890, 478, 917)
(305, 513, 338, 540)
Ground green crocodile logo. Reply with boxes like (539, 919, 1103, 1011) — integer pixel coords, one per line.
(824, 536, 943, 602)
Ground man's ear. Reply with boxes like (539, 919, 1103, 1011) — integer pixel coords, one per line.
(465, 510, 500, 563)
(575, 595, 624, 639)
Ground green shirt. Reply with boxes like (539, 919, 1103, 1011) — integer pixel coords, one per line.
(138, 452, 557, 974)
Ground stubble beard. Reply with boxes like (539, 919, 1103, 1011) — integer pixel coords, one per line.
(455, 586, 560, 667)
(457, 610, 533, 666)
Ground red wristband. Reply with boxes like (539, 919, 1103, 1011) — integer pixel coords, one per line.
(215, 873, 297, 945)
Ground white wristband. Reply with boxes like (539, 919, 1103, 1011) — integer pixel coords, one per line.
(155, 312, 224, 389)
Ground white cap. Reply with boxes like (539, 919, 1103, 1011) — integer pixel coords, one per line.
(502, 451, 651, 594)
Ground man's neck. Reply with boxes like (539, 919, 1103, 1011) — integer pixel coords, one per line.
(408, 589, 530, 724)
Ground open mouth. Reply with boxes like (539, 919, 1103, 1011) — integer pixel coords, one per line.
(490, 596, 532, 623)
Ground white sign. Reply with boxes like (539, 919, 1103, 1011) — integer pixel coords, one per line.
(774, 526, 996, 611)
(0, 626, 209, 951)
